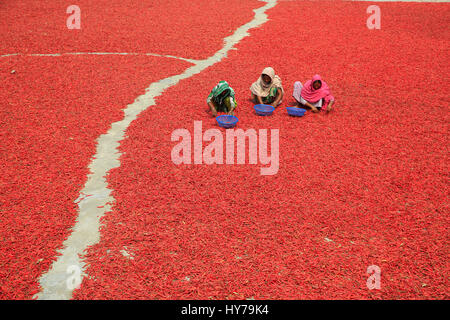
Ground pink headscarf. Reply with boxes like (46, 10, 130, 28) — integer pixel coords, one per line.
(300, 75, 334, 107)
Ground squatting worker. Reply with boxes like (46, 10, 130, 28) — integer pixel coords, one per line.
(207, 80, 237, 117)
(250, 67, 284, 107)
(292, 74, 335, 113)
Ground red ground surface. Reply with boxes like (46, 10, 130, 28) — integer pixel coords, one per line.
(0, 0, 265, 300)
(0, 0, 262, 59)
(74, 1, 449, 299)
(0, 55, 190, 299)
(1, 0, 449, 300)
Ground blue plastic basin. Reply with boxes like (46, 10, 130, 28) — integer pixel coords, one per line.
(254, 104, 275, 116)
(216, 115, 239, 128)
(286, 107, 306, 117)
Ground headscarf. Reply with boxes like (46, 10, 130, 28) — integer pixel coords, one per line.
(300, 74, 334, 105)
(210, 80, 236, 106)
(250, 67, 284, 98)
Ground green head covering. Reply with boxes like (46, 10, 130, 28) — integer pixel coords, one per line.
(211, 81, 235, 106)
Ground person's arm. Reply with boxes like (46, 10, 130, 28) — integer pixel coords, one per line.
(304, 101, 319, 113)
(208, 100, 218, 117)
(326, 100, 335, 112)
(227, 98, 237, 115)
(255, 95, 263, 104)
(272, 89, 284, 107)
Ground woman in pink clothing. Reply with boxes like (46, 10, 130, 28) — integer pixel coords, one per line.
(292, 75, 335, 113)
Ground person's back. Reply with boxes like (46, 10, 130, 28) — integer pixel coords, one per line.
(206, 81, 237, 117)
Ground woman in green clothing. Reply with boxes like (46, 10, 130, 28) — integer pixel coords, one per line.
(206, 81, 238, 117)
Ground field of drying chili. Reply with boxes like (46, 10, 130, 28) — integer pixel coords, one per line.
(0, 0, 448, 299)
